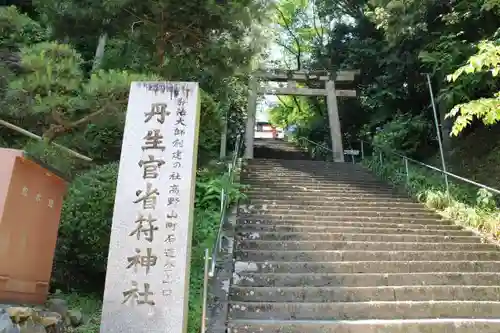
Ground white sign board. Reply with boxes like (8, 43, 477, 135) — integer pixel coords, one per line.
(344, 149, 360, 156)
(100, 82, 200, 333)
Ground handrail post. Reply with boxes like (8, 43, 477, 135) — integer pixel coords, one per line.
(379, 151, 383, 165)
(228, 163, 233, 183)
(220, 189, 225, 213)
(426, 74, 450, 197)
(360, 140, 364, 160)
(201, 248, 210, 333)
(404, 157, 410, 187)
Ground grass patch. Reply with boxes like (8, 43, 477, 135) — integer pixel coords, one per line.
(363, 155, 500, 238)
(187, 209, 219, 333)
(54, 292, 102, 333)
(188, 162, 246, 333)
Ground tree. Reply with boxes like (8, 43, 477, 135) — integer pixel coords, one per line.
(275, 0, 500, 161)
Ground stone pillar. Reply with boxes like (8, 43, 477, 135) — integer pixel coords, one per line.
(245, 76, 258, 159)
(326, 80, 345, 162)
(100, 82, 201, 333)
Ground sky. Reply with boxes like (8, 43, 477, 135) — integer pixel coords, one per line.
(255, 41, 283, 122)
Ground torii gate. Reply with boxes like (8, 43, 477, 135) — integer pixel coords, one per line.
(245, 69, 359, 162)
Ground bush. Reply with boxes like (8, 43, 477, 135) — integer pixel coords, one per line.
(0, 6, 49, 50)
(198, 92, 223, 164)
(53, 162, 118, 291)
(372, 113, 431, 157)
(363, 155, 500, 238)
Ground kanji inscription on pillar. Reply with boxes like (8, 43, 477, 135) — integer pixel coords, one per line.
(100, 82, 201, 333)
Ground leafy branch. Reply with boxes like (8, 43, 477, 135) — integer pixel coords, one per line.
(445, 40, 500, 135)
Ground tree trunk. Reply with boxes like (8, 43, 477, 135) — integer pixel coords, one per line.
(92, 33, 108, 72)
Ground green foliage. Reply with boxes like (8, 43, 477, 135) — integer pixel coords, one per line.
(269, 95, 316, 128)
(187, 209, 219, 333)
(0, 4, 263, 333)
(198, 92, 222, 163)
(5, 42, 83, 118)
(188, 164, 246, 333)
(1, 40, 163, 167)
(23, 140, 89, 178)
(195, 164, 246, 210)
(53, 162, 119, 291)
(365, 0, 431, 44)
(272, 0, 325, 69)
(274, 0, 500, 193)
(372, 114, 431, 156)
(363, 154, 500, 238)
(54, 292, 102, 333)
(1, 39, 247, 169)
(0, 6, 49, 50)
(446, 40, 500, 135)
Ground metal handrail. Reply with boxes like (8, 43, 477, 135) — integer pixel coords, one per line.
(295, 136, 359, 163)
(210, 133, 242, 276)
(294, 135, 500, 195)
(361, 139, 500, 195)
(297, 136, 333, 153)
(201, 133, 242, 333)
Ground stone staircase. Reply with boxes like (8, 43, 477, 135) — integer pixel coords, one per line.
(253, 138, 309, 160)
(227, 139, 500, 332)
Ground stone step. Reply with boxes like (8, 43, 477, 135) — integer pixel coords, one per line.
(237, 214, 444, 223)
(246, 168, 365, 172)
(237, 219, 460, 229)
(243, 180, 392, 188)
(238, 208, 439, 218)
(242, 176, 382, 183)
(232, 272, 500, 287)
(235, 250, 500, 262)
(242, 168, 375, 173)
(240, 178, 382, 183)
(245, 160, 369, 170)
(245, 186, 397, 193)
(239, 203, 435, 213)
(240, 176, 391, 182)
(249, 193, 411, 201)
(228, 300, 500, 320)
(245, 191, 402, 198)
(236, 240, 496, 252)
(244, 176, 381, 183)
(236, 224, 473, 236)
(236, 231, 482, 243)
(242, 169, 374, 175)
(245, 160, 363, 167)
(247, 199, 422, 207)
(230, 285, 500, 302)
(232, 260, 500, 274)
(241, 202, 427, 210)
(244, 165, 370, 170)
(228, 319, 500, 333)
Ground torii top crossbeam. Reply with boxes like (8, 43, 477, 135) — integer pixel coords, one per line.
(252, 69, 360, 82)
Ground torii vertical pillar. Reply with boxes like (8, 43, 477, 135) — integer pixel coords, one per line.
(326, 80, 345, 162)
(245, 76, 258, 159)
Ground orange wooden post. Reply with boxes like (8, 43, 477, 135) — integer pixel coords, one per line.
(0, 149, 67, 304)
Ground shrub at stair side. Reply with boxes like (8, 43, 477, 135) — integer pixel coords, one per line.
(363, 155, 500, 239)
